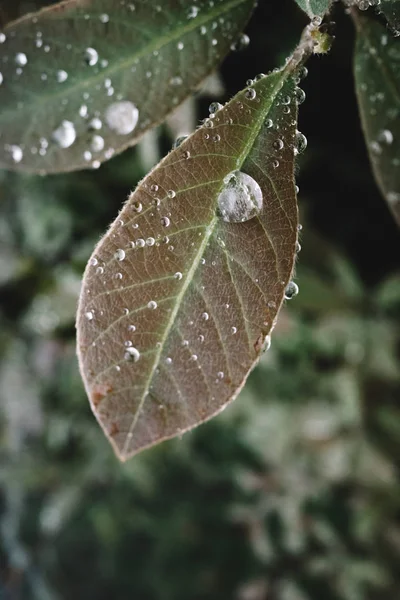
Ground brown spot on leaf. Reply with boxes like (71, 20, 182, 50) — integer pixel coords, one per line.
(90, 382, 113, 408)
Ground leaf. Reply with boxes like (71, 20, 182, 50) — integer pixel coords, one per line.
(294, 0, 333, 18)
(378, 0, 400, 34)
(0, 0, 255, 174)
(76, 40, 311, 461)
(353, 13, 400, 226)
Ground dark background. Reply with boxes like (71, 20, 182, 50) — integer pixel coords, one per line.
(1, 1, 399, 599)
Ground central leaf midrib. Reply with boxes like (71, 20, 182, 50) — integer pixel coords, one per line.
(121, 65, 293, 457)
(1, 0, 251, 120)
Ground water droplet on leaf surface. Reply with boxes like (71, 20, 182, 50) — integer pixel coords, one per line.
(124, 346, 140, 362)
(217, 171, 263, 222)
(284, 281, 299, 300)
(105, 101, 139, 135)
(52, 120, 76, 148)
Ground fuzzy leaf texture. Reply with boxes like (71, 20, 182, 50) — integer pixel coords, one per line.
(0, 0, 255, 174)
(379, 0, 400, 34)
(294, 0, 332, 18)
(354, 13, 400, 226)
(76, 56, 308, 461)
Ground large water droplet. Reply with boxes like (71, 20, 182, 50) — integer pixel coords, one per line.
(124, 346, 140, 362)
(57, 69, 68, 83)
(284, 281, 299, 300)
(105, 101, 139, 135)
(294, 131, 307, 155)
(217, 171, 263, 223)
(114, 248, 126, 261)
(85, 47, 99, 66)
(15, 53, 28, 66)
(52, 120, 76, 148)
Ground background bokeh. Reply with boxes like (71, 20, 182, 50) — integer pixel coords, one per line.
(1, 1, 399, 599)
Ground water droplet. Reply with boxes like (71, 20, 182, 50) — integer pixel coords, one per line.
(91, 135, 105, 152)
(6, 144, 23, 163)
(202, 312, 209, 320)
(161, 216, 170, 227)
(167, 190, 176, 199)
(148, 300, 157, 309)
(85, 47, 99, 66)
(177, 42, 184, 50)
(245, 87, 257, 100)
(231, 326, 237, 334)
(150, 184, 159, 193)
(85, 311, 94, 321)
(209, 102, 223, 115)
(284, 281, 299, 300)
(105, 101, 139, 135)
(265, 118, 273, 128)
(146, 237, 155, 246)
(189, 354, 198, 362)
(89, 257, 98, 266)
(100, 13, 110, 23)
(217, 170, 263, 223)
(89, 117, 102, 130)
(124, 346, 140, 362)
(128, 324, 136, 332)
(174, 272, 182, 280)
(0, 72, 3, 85)
(57, 69, 68, 83)
(273, 138, 284, 151)
(52, 120, 76, 148)
(15, 53, 28, 66)
(173, 135, 188, 148)
(230, 33, 250, 51)
(165, 357, 172, 365)
(217, 371, 224, 379)
(295, 87, 306, 105)
(96, 266, 104, 274)
(262, 335, 271, 352)
(133, 201, 142, 213)
(294, 130, 307, 155)
(115, 248, 126, 261)
(0, 33, 6, 43)
(378, 129, 393, 145)
(136, 238, 145, 248)
(187, 6, 199, 18)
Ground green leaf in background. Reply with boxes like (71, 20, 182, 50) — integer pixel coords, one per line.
(378, 0, 400, 34)
(0, 0, 255, 174)
(294, 0, 332, 18)
(353, 12, 400, 226)
(76, 42, 312, 461)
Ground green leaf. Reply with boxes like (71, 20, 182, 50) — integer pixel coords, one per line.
(294, 0, 332, 18)
(0, 0, 255, 174)
(76, 41, 311, 461)
(353, 13, 400, 226)
(378, 0, 400, 34)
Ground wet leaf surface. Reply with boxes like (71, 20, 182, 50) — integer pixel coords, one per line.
(379, 0, 400, 34)
(354, 13, 400, 226)
(76, 50, 307, 460)
(294, 0, 332, 18)
(0, 0, 255, 174)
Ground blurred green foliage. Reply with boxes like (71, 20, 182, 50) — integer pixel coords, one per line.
(0, 1, 399, 599)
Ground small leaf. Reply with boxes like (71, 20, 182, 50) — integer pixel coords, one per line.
(378, 0, 400, 34)
(353, 13, 400, 226)
(76, 42, 311, 460)
(294, 0, 333, 18)
(0, 0, 255, 174)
